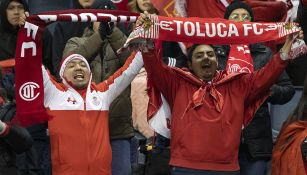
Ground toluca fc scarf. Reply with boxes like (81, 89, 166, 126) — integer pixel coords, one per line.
(15, 10, 299, 126)
(121, 14, 300, 51)
(14, 9, 139, 126)
(226, 44, 254, 73)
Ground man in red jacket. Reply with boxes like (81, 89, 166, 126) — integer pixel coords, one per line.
(137, 12, 301, 175)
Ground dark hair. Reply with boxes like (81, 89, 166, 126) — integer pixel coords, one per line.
(187, 44, 216, 62)
(281, 76, 307, 131)
(0, 0, 28, 32)
(224, 0, 254, 21)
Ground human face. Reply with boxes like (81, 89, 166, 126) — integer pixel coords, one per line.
(78, 0, 95, 8)
(137, 0, 154, 12)
(228, 8, 251, 22)
(188, 45, 218, 82)
(63, 59, 90, 90)
(6, 1, 25, 28)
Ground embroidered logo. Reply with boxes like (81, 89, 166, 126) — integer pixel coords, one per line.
(92, 96, 101, 106)
(67, 97, 77, 104)
(19, 82, 40, 101)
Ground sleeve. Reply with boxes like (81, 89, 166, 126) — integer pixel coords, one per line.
(142, 49, 181, 106)
(96, 51, 144, 106)
(241, 53, 289, 104)
(2, 125, 33, 154)
(42, 27, 55, 76)
(267, 71, 295, 105)
(42, 66, 62, 106)
(106, 27, 131, 66)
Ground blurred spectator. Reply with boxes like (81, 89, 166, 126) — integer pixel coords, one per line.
(1, 70, 52, 175)
(0, 100, 33, 175)
(0, 0, 28, 78)
(0, 0, 28, 102)
(63, 1, 135, 175)
(215, 1, 295, 175)
(0, 0, 27, 60)
(286, 0, 307, 86)
(128, 0, 158, 14)
(272, 75, 307, 175)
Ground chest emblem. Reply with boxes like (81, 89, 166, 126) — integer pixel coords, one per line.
(67, 97, 77, 104)
(92, 96, 101, 106)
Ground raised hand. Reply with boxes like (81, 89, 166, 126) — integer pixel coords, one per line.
(136, 11, 150, 27)
(280, 29, 304, 59)
(18, 11, 29, 26)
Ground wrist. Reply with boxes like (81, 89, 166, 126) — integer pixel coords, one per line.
(279, 49, 289, 60)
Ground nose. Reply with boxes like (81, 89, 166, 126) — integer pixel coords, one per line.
(74, 63, 82, 70)
(238, 16, 244, 22)
(202, 53, 209, 60)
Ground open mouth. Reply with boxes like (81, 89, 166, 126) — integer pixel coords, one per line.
(201, 63, 211, 69)
(74, 73, 85, 81)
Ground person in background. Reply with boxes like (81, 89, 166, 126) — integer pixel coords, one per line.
(0, 95, 33, 175)
(272, 75, 307, 175)
(0, 0, 27, 77)
(286, 0, 307, 86)
(215, 1, 295, 175)
(0, 0, 26, 60)
(128, 0, 158, 15)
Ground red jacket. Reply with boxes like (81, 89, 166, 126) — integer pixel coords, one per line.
(142, 50, 288, 171)
(272, 121, 307, 175)
(44, 52, 143, 175)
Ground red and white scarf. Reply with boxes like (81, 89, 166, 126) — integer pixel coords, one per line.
(14, 10, 138, 126)
(15, 9, 299, 126)
(122, 14, 300, 50)
(227, 44, 254, 73)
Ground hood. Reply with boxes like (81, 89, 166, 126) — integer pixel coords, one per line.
(59, 54, 92, 90)
(0, 0, 29, 33)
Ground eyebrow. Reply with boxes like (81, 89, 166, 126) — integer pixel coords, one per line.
(194, 50, 214, 54)
(68, 60, 85, 64)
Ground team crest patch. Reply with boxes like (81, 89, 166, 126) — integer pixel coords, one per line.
(92, 96, 101, 106)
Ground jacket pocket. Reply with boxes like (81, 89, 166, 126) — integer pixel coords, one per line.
(178, 119, 233, 163)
